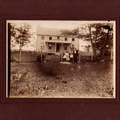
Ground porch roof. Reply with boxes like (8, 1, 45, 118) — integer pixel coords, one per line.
(46, 40, 72, 44)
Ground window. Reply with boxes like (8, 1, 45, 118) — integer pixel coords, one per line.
(65, 38, 67, 41)
(49, 37, 52, 40)
(72, 38, 75, 41)
(57, 36, 60, 39)
(41, 36, 44, 40)
(48, 43, 52, 49)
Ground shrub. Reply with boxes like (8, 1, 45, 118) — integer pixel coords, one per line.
(37, 53, 46, 62)
(39, 62, 62, 77)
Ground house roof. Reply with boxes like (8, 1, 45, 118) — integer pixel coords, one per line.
(36, 27, 61, 36)
(46, 40, 72, 44)
(36, 26, 78, 38)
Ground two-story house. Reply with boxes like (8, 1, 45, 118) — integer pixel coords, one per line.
(36, 26, 79, 54)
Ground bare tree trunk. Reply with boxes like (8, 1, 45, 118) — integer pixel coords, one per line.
(102, 30, 109, 58)
(93, 26, 97, 60)
(111, 48, 113, 60)
(88, 24, 94, 60)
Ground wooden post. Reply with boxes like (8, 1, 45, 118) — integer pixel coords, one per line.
(78, 51, 81, 63)
(19, 39, 22, 63)
(73, 48, 75, 63)
(41, 45, 43, 62)
(20, 47, 22, 63)
(41, 51, 42, 62)
(61, 43, 63, 61)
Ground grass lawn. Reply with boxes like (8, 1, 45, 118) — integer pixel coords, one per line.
(9, 51, 115, 98)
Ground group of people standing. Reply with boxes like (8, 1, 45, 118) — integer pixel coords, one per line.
(62, 49, 79, 63)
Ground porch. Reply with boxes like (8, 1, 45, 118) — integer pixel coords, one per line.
(46, 41, 72, 53)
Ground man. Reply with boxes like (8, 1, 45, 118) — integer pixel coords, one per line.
(73, 48, 78, 63)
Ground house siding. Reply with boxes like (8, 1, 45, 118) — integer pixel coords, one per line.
(36, 34, 79, 53)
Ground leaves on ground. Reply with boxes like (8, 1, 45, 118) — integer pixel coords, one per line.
(10, 60, 114, 98)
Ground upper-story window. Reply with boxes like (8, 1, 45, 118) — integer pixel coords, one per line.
(65, 38, 67, 41)
(72, 38, 75, 41)
(41, 36, 44, 40)
(49, 37, 52, 40)
(57, 36, 60, 39)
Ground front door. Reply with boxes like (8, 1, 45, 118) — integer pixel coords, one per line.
(56, 43, 61, 52)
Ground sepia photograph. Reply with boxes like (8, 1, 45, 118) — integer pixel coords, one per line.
(6, 20, 116, 98)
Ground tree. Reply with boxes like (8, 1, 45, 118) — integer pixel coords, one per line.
(79, 23, 113, 60)
(101, 24, 113, 58)
(9, 22, 32, 62)
(61, 27, 79, 36)
(60, 23, 113, 60)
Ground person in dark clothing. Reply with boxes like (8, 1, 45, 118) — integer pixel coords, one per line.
(70, 53, 73, 62)
(73, 49, 79, 63)
(76, 50, 79, 63)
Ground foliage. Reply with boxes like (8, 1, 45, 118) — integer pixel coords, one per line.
(61, 27, 79, 36)
(8, 22, 32, 62)
(61, 23, 113, 59)
(9, 22, 32, 49)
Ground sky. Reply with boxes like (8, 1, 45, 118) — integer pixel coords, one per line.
(7, 20, 115, 32)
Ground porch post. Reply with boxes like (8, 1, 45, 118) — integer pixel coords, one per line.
(55, 43, 56, 52)
(46, 42, 48, 52)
